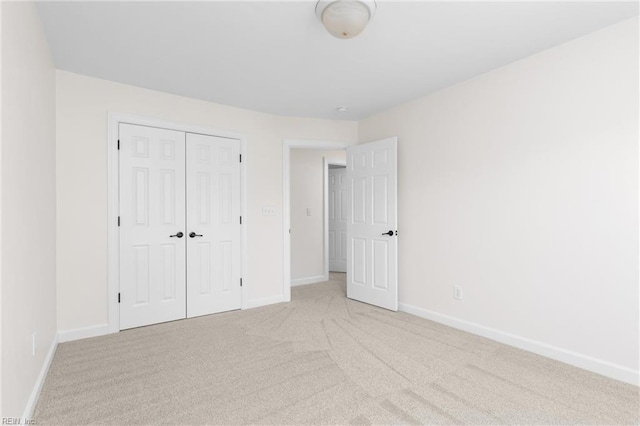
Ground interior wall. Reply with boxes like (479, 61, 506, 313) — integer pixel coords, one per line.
(0, 2, 3, 416)
(55, 70, 357, 333)
(290, 149, 346, 283)
(358, 18, 639, 381)
(1, 2, 57, 417)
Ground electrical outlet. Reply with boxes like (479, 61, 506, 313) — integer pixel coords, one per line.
(261, 206, 276, 216)
(306, 208, 312, 216)
(32, 332, 37, 356)
(454, 286, 463, 301)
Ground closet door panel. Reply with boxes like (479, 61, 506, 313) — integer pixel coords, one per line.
(119, 123, 187, 330)
(186, 133, 241, 317)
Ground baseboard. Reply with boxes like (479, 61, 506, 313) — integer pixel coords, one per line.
(22, 334, 58, 420)
(399, 303, 639, 386)
(243, 295, 284, 309)
(291, 275, 326, 287)
(58, 323, 109, 343)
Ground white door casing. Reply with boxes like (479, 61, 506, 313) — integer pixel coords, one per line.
(186, 133, 242, 317)
(346, 137, 398, 311)
(119, 123, 187, 330)
(329, 167, 347, 272)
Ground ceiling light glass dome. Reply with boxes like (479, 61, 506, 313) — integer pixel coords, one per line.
(316, 0, 377, 39)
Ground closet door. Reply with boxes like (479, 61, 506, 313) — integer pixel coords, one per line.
(119, 124, 187, 330)
(186, 133, 242, 318)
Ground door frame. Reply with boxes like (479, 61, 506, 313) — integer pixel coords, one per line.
(282, 139, 353, 302)
(324, 158, 347, 275)
(107, 113, 248, 334)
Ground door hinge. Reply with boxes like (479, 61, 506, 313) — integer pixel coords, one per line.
(239, 154, 242, 163)
(118, 293, 121, 303)
(117, 140, 120, 150)
(240, 216, 242, 224)
(118, 216, 120, 227)
(240, 278, 243, 287)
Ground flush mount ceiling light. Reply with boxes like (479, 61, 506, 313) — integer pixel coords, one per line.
(316, 0, 377, 39)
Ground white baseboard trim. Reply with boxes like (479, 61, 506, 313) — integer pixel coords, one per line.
(399, 303, 639, 386)
(291, 274, 327, 287)
(58, 323, 109, 343)
(243, 295, 284, 309)
(22, 334, 58, 420)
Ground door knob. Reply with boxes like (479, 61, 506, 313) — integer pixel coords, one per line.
(169, 232, 184, 238)
(381, 230, 394, 236)
(189, 232, 203, 238)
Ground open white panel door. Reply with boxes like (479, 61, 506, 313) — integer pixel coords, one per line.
(119, 123, 187, 330)
(346, 137, 398, 311)
(186, 133, 242, 318)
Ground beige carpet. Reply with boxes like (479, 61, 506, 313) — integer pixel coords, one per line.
(35, 273, 639, 425)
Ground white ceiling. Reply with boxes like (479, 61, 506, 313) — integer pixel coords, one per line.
(37, 1, 638, 120)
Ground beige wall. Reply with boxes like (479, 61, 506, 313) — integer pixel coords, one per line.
(290, 149, 346, 282)
(56, 71, 358, 332)
(1, 3, 3, 414)
(359, 18, 639, 376)
(1, 2, 57, 417)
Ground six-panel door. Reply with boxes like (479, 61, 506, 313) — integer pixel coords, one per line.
(119, 124, 187, 330)
(186, 133, 242, 318)
(346, 137, 398, 311)
(119, 124, 242, 330)
(329, 167, 347, 273)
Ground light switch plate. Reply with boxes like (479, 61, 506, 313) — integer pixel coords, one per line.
(262, 206, 276, 216)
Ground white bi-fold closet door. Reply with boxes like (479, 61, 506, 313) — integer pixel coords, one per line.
(119, 123, 241, 330)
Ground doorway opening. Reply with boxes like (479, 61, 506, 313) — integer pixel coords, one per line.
(326, 162, 347, 275)
(283, 136, 399, 311)
(282, 139, 351, 302)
